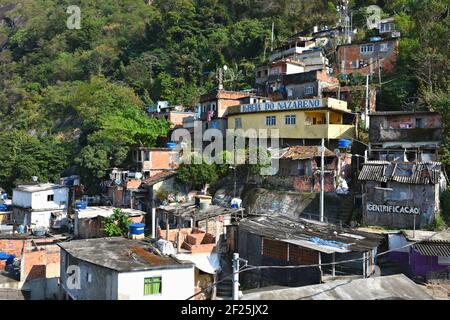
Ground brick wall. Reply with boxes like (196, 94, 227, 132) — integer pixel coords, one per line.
(0, 239, 60, 281)
(148, 150, 179, 171)
(314, 173, 336, 193)
(338, 40, 398, 76)
(262, 238, 288, 261)
(289, 245, 319, 265)
(293, 176, 312, 192)
(0, 240, 26, 258)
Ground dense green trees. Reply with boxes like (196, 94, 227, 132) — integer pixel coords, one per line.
(0, 0, 448, 191)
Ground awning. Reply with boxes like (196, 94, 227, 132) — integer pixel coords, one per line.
(175, 252, 221, 274)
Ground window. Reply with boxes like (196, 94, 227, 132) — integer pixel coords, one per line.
(285, 115, 296, 125)
(265, 116, 276, 126)
(235, 117, 242, 128)
(380, 43, 389, 52)
(360, 44, 374, 54)
(415, 118, 423, 128)
(47, 194, 54, 202)
(304, 86, 314, 95)
(144, 277, 162, 295)
(351, 60, 360, 68)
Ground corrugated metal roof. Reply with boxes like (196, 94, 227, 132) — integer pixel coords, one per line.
(239, 214, 383, 253)
(414, 242, 450, 257)
(358, 161, 442, 185)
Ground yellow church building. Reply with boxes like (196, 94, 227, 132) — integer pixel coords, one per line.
(227, 98, 357, 146)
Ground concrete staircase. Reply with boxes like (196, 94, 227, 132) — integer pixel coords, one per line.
(336, 181, 360, 226)
(216, 254, 233, 299)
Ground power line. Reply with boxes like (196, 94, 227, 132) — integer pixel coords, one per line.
(185, 228, 448, 300)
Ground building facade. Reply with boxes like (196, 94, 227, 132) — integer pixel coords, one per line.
(227, 97, 356, 147)
(369, 111, 442, 162)
(337, 38, 399, 77)
(11, 183, 69, 230)
(359, 161, 446, 229)
(59, 238, 195, 300)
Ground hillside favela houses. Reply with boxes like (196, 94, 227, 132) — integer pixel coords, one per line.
(0, 2, 449, 303)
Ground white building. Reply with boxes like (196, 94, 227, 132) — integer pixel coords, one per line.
(58, 237, 195, 300)
(12, 183, 69, 230)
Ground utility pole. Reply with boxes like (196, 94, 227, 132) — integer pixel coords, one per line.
(377, 54, 382, 100)
(365, 74, 370, 129)
(233, 167, 237, 198)
(320, 138, 325, 222)
(271, 22, 275, 52)
(232, 253, 247, 300)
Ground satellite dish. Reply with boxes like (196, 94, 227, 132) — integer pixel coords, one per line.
(135, 172, 143, 180)
(334, 148, 341, 156)
(115, 178, 122, 185)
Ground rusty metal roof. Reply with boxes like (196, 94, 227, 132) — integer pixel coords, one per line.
(358, 161, 442, 185)
(273, 146, 335, 160)
(414, 242, 450, 257)
(58, 237, 193, 272)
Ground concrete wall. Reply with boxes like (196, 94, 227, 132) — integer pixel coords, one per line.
(362, 181, 437, 228)
(12, 188, 68, 210)
(60, 252, 118, 300)
(117, 267, 195, 300)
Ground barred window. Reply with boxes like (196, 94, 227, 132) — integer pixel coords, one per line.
(144, 277, 162, 295)
(285, 115, 296, 125)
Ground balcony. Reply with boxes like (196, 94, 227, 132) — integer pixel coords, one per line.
(303, 124, 355, 140)
(377, 128, 442, 142)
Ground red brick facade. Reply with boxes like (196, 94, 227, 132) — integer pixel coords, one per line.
(0, 238, 60, 280)
(337, 39, 398, 76)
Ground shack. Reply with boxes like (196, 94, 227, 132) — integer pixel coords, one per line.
(234, 214, 383, 288)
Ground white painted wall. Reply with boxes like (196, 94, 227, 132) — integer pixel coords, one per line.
(286, 63, 304, 75)
(31, 188, 69, 210)
(12, 191, 32, 208)
(117, 266, 195, 300)
(13, 187, 69, 210)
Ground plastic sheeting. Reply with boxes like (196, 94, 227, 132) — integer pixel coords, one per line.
(175, 252, 221, 274)
(155, 239, 176, 256)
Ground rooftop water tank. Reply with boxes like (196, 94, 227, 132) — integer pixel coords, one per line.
(74, 201, 87, 209)
(166, 142, 177, 149)
(129, 223, 145, 235)
(338, 139, 352, 148)
(369, 36, 382, 42)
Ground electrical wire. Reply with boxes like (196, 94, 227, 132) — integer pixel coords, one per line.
(185, 228, 448, 300)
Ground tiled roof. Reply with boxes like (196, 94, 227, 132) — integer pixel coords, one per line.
(358, 161, 442, 185)
(125, 179, 142, 190)
(142, 171, 176, 186)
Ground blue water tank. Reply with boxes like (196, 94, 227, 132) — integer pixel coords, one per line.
(129, 223, 145, 235)
(0, 252, 15, 265)
(74, 201, 87, 209)
(0, 203, 8, 212)
(166, 142, 177, 149)
(18, 225, 25, 234)
(369, 36, 382, 42)
(338, 139, 352, 148)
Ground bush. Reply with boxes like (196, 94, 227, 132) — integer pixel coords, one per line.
(423, 212, 447, 231)
(103, 209, 132, 237)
